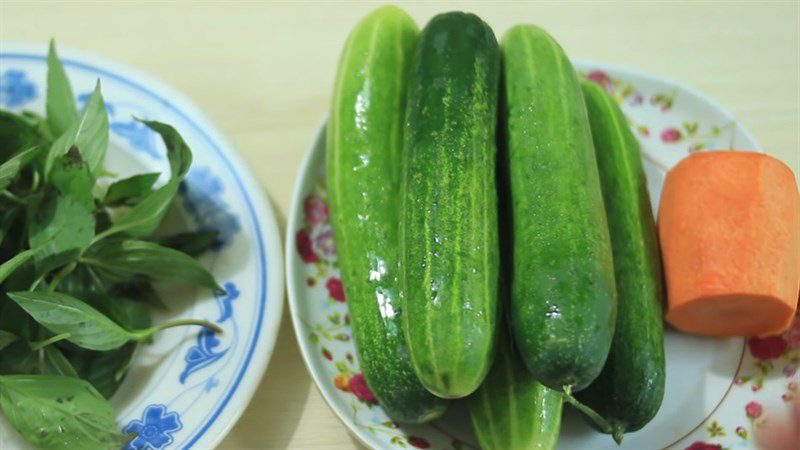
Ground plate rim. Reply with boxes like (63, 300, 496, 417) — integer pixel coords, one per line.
(285, 58, 765, 450)
(0, 41, 286, 449)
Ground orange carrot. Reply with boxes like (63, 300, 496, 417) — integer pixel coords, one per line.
(659, 151, 800, 337)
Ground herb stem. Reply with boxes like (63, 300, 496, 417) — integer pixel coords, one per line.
(48, 262, 77, 292)
(91, 230, 112, 246)
(31, 170, 40, 191)
(29, 333, 71, 351)
(142, 319, 224, 337)
(1, 190, 25, 205)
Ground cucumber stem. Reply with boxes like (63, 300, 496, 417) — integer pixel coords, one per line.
(612, 425, 625, 445)
(561, 385, 618, 439)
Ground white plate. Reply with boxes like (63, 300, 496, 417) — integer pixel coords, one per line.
(287, 60, 799, 450)
(0, 43, 284, 449)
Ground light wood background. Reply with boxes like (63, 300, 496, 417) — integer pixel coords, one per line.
(1, 1, 798, 449)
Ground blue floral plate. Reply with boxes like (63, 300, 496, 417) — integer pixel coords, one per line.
(0, 43, 285, 449)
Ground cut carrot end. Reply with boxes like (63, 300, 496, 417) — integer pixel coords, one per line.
(666, 293, 795, 337)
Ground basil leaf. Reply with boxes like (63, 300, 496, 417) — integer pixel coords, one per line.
(56, 263, 107, 298)
(74, 344, 137, 399)
(27, 194, 93, 275)
(0, 245, 45, 284)
(7, 291, 135, 351)
(50, 147, 95, 210)
(39, 346, 79, 378)
(20, 110, 54, 141)
(0, 341, 37, 374)
(156, 229, 219, 257)
(46, 40, 79, 138)
(94, 178, 180, 240)
(0, 207, 19, 248)
(0, 374, 127, 450)
(139, 119, 192, 178)
(79, 292, 152, 332)
(112, 282, 167, 311)
(108, 298, 151, 331)
(0, 298, 34, 341)
(0, 146, 39, 191)
(44, 81, 108, 179)
(84, 239, 222, 291)
(0, 330, 17, 352)
(102, 172, 160, 206)
(29, 150, 95, 275)
(0, 111, 44, 162)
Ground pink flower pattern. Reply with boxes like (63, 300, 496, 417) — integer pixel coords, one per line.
(661, 127, 682, 142)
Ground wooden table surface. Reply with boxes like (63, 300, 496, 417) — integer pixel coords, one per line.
(2, 1, 798, 449)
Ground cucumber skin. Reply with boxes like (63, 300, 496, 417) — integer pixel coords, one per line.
(401, 12, 501, 399)
(469, 329, 563, 450)
(502, 24, 617, 392)
(576, 81, 666, 436)
(326, 6, 447, 423)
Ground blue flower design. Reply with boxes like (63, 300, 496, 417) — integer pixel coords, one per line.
(0, 70, 37, 107)
(111, 120, 160, 159)
(215, 282, 240, 323)
(179, 327, 227, 384)
(204, 377, 220, 393)
(181, 166, 240, 248)
(123, 404, 182, 450)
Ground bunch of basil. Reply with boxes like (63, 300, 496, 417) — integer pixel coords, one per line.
(0, 42, 223, 449)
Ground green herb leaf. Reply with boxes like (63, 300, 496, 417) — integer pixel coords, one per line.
(0, 146, 39, 191)
(0, 298, 35, 343)
(93, 178, 180, 241)
(44, 81, 108, 179)
(55, 263, 106, 298)
(46, 40, 79, 138)
(112, 282, 167, 311)
(0, 207, 20, 248)
(84, 239, 222, 291)
(28, 150, 95, 275)
(29, 150, 95, 269)
(0, 330, 18, 352)
(39, 346, 79, 378)
(0, 245, 46, 284)
(73, 344, 137, 398)
(19, 110, 54, 141)
(139, 119, 193, 178)
(7, 291, 135, 351)
(0, 374, 128, 449)
(102, 172, 160, 206)
(0, 341, 37, 375)
(0, 110, 45, 161)
(155, 229, 219, 257)
(50, 147, 95, 210)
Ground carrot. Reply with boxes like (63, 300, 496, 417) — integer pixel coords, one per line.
(659, 151, 800, 337)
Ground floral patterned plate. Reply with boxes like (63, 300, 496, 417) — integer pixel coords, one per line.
(287, 59, 799, 450)
(0, 43, 285, 449)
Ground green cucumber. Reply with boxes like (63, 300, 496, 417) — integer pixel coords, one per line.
(401, 12, 501, 399)
(502, 24, 617, 392)
(326, 6, 447, 423)
(469, 329, 563, 450)
(575, 80, 666, 442)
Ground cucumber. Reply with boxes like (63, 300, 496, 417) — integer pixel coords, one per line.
(502, 24, 617, 392)
(401, 12, 501, 399)
(326, 6, 447, 423)
(469, 329, 563, 450)
(575, 80, 666, 442)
